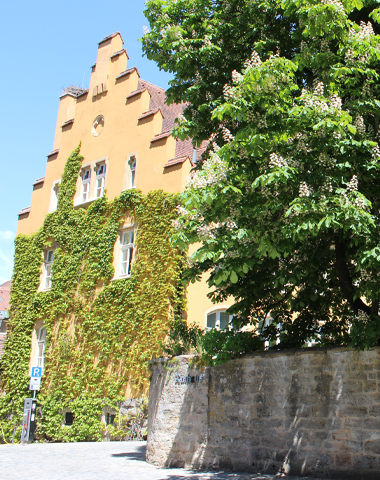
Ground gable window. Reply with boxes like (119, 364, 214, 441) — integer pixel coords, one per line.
(96, 164, 106, 198)
(36, 326, 47, 369)
(129, 157, 136, 188)
(44, 250, 54, 289)
(81, 168, 91, 202)
(120, 230, 134, 277)
(206, 310, 233, 330)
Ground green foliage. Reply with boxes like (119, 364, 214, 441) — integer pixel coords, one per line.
(201, 330, 265, 365)
(144, 0, 380, 350)
(0, 145, 185, 442)
(163, 318, 204, 356)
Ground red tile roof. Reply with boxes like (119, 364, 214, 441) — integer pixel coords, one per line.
(99, 32, 123, 45)
(164, 156, 190, 168)
(33, 177, 45, 186)
(116, 67, 140, 80)
(0, 280, 11, 312)
(111, 48, 129, 59)
(18, 207, 31, 216)
(151, 131, 172, 144)
(47, 149, 59, 158)
(127, 88, 147, 99)
(138, 109, 163, 121)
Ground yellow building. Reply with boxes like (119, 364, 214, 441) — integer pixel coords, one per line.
(1, 32, 233, 439)
(17, 32, 232, 330)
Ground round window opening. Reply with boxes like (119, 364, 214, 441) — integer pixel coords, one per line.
(92, 115, 104, 137)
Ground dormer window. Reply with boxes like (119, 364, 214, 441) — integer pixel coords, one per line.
(130, 157, 136, 188)
(81, 169, 91, 202)
(44, 250, 54, 289)
(96, 164, 106, 198)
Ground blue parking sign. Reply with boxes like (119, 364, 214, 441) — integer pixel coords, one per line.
(31, 367, 42, 378)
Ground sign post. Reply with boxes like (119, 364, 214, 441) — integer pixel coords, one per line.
(21, 367, 42, 443)
(21, 398, 37, 443)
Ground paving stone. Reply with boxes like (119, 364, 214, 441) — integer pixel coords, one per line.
(0, 441, 320, 480)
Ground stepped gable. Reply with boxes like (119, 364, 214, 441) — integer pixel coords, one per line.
(139, 79, 208, 164)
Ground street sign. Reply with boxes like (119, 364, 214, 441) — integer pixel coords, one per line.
(29, 377, 41, 390)
(31, 367, 42, 378)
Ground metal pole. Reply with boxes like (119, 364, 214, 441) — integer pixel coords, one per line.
(12, 424, 16, 445)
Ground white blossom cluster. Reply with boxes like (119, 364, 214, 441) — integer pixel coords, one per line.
(372, 144, 380, 160)
(333, 131, 342, 139)
(223, 84, 234, 100)
(244, 50, 261, 70)
(354, 195, 366, 209)
(317, 153, 334, 168)
(197, 223, 216, 240)
(247, 111, 267, 129)
(269, 153, 288, 168)
(346, 175, 358, 192)
(359, 269, 371, 282)
(313, 81, 324, 96)
(186, 152, 228, 190)
(357, 21, 375, 40)
(330, 94, 342, 111)
(363, 82, 372, 98)
(176, 205, 189, 216)
(222, 126, 235, 142)
(299, 181, 311, 197)
(171, 219, 182, 231)
(320, 39, 330, 52)
(321, 0, 345, 14)
(321, 179, 333, 193)
(356, 309, 369, 322)
(231, 69, 243, 83)
(203, 35, 212, 47)
(143, 26, 150, 35)
(354, 115, 365, 135)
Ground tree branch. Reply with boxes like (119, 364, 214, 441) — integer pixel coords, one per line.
(335, 238, 371, 315)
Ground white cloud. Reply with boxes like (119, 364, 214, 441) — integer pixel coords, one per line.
(0, 230, 15, 284)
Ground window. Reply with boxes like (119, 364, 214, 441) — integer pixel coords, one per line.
(120, 230, 134, 277)
(96, 164, 106, 198)
(36, 326, 46, 369)
(105, 413, 116, 425)
(206, 310, 233, 330)
(129, 157, 136, 188)
(81, 168, 91, 202)
(44, 250, 54, 289)
(65, 412, 75, 426)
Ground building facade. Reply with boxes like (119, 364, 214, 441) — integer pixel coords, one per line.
(0, 33, 231, 441)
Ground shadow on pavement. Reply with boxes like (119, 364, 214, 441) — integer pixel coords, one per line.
(111, 444, 146, 461)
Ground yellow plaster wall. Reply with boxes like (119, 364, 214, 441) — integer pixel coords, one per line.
(17, 32, 230, 333)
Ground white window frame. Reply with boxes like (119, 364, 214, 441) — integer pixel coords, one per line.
(129, 157, 136, 189)
(119, 229, 135, 277)
(49, 180, 61, 212)
(81, 168, 91, 202)
(95, 163, 106, 198)
(44, 249, 54, 290)
(206, 308, 233, 330)
(36, 326, 47, 369)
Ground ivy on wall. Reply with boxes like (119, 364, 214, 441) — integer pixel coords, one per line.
(0, 145, 185, 442)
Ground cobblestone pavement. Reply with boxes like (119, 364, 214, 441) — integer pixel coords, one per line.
(0, 441, 320, 480)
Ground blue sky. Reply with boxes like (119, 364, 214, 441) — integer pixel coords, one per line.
(0, 0, 173, 284)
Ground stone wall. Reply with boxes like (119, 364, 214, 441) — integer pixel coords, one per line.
(147, 348, 380, 480)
